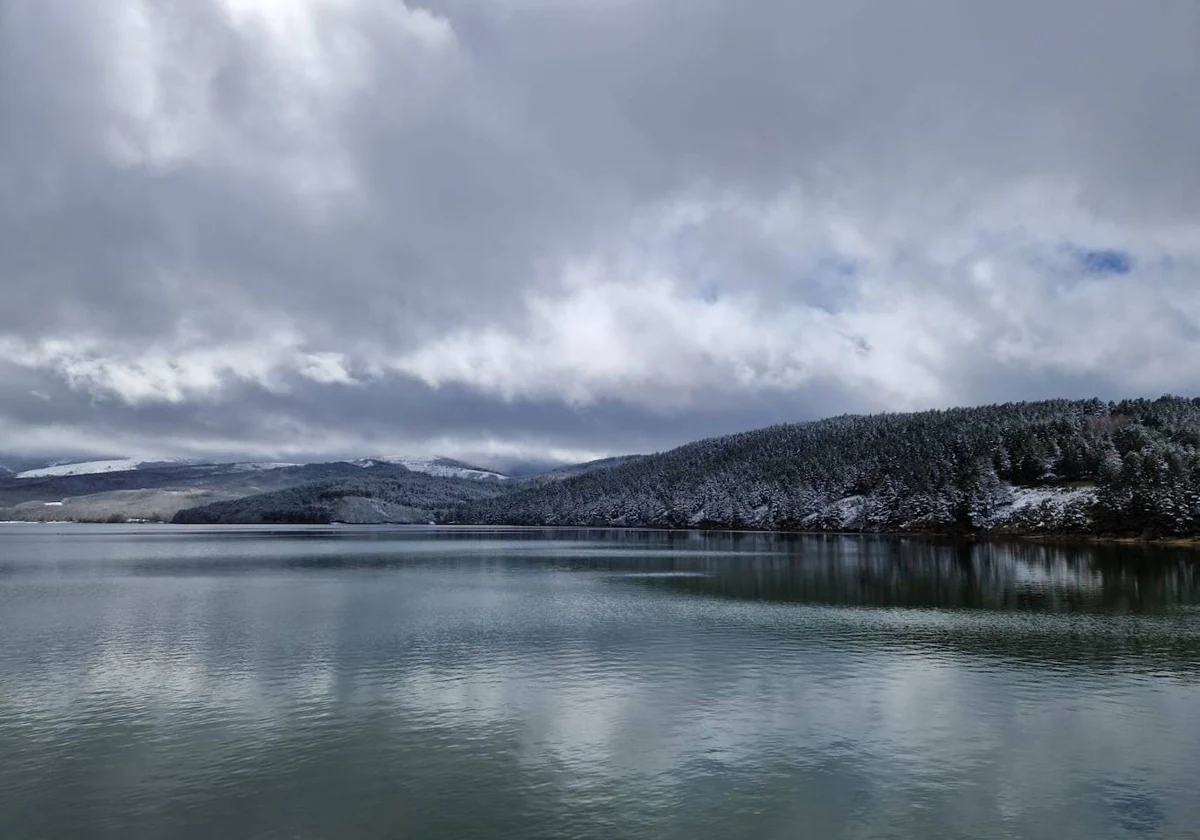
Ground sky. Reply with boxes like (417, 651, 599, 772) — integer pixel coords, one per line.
(1, 0, 1199, 469)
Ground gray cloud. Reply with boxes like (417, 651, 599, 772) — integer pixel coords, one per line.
(1, 0, 1199, 465)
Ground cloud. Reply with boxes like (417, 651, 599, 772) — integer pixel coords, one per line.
(391, 252, 938, 411)
(0, 331, 360, 403)
(1, 0, 1199, 462)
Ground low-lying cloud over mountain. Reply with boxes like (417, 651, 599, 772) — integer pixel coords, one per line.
(2, 0, 1199, 464)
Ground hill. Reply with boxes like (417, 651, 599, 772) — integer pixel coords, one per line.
(344, 456, 507, 481)
(0, 462, 419, 523)
(0, 454, 597, 524)
(450, 397, 1200, 538)
(172, 469, 508, 524)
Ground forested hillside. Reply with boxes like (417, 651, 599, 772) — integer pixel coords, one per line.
(452, 397, 1200, 537)
(173, 469, 507, 524)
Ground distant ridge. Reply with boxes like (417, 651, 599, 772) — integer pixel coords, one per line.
(345, 456, 508, 481)
(521, 455, 646, 482)
(173, 466, 507, 525)
(11, 458, 301, 480)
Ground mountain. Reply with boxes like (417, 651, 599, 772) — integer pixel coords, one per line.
(165, 456, 645, 524)
(0, 461, 399, 523)
(346, 456, 508, 481)
(16, 458, 180, 479)
(0, 452, 590, 524)
(173, 468, 509, 524)
(451, 396, 1200, 538)
(11, 458, 299, 480)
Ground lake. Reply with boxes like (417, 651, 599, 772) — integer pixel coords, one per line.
(2, 525, 1200, 839)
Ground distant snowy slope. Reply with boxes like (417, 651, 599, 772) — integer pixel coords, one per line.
(347, 456, 508, 481)
(14, 459, 300, 480)
(16, 459, 147, 479)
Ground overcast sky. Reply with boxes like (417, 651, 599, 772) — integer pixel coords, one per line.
(1, 0, 1198, 467)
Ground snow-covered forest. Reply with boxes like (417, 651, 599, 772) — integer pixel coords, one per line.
(452, 397, 1200, 537)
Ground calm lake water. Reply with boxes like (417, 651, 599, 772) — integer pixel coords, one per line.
(3, 525, 1200, 839)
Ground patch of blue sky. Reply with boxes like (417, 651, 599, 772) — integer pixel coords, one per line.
(1076, 248, 1133, 275)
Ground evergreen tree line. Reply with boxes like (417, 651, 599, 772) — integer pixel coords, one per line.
(451, 397, 1200, 536)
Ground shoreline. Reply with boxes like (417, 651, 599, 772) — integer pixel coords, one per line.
(7, 519, 1200, 549)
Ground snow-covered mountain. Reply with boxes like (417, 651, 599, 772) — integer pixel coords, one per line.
(16, 459, 153, 479)
(5, 453, 504, 485)
(346, 456, 508, 481)
(13, 458, 299, 480)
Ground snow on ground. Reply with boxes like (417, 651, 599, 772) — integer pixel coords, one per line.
(985, 485, 1096, 528)
(347, 457, 508, 481)
(832, 495, 866, 529)
(13, 459, 302, 479)
(16, 459, 145, 479)
(1004, 486, 1095, 513)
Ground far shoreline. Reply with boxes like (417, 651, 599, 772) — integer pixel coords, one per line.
(6, 519, 1200, 549)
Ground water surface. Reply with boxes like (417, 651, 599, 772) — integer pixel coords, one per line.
(2, 525, 1200, 839)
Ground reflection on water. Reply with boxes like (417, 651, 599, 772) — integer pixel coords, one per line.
(2, 525, 1200, 839)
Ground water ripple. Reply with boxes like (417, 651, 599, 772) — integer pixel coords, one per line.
(3, 525, 1200, 838)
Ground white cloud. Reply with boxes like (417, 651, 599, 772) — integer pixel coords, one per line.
(0, 332, 357, 404)
(393, 266, 932, 410)
(101, 0, 456, 204)
(393, 181, 1200, 412)
(2, 0, 1200, 460)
